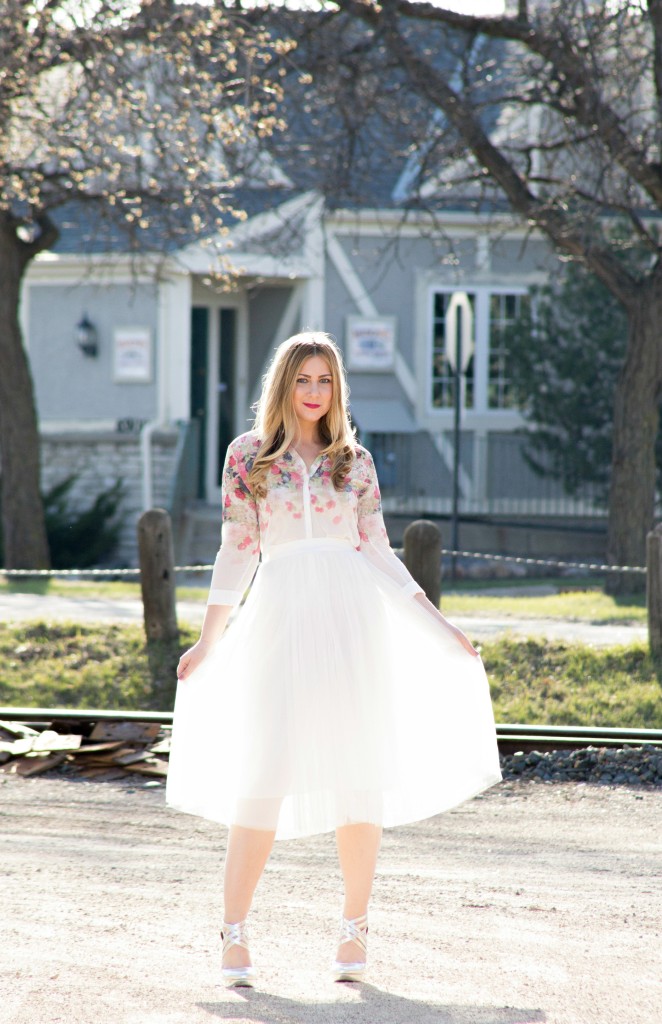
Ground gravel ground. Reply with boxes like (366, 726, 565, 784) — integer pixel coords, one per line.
(500, 746, 662, 787)
(1, 776, 660, 1024)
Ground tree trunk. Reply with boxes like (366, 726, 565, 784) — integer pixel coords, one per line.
(606, 281, 662, 594)
(646, 524, 662, 657)
(0, 217, 51, 569)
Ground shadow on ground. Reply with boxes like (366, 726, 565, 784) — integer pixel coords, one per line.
(199, 985, 545, 1024)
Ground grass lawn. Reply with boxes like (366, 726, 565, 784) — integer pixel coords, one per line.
(482, 638, 660, 727)
(0, 621, 659, 727)
(441, 580, 646, 624)
(0, 575, 208, 604)
(0, 622, 198, 711)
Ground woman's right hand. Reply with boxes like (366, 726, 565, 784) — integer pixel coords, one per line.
(177, 639, 212, 681)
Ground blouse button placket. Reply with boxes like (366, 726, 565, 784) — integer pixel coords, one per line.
(291, 450, 318, 538)
(302, 468, 313, 537)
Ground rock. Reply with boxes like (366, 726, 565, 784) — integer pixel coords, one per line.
(500, 746, 662, 790)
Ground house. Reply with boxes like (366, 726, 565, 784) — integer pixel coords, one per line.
(22, 38, 606, 569)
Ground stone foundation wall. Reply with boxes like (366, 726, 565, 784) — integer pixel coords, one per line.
(40, 429, 180, 567)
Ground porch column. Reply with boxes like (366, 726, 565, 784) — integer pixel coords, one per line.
(159, 272, 191, 422)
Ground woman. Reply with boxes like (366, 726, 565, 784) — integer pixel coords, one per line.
(166, 331, 501, 987)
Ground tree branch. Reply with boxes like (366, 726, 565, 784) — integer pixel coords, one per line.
(345, 0, 662, 210)
(370, 9, 639, 307)
(17, 211, 60, 265)
(649, 0, 662, 140)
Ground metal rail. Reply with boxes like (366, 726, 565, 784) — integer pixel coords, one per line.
(496, 723, 662, 745)
(1, 708, 660, 749)
(0, 707, 174, 725)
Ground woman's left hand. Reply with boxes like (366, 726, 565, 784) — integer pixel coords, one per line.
(446, 623, 480, 658)
(413, 591, 480, 657)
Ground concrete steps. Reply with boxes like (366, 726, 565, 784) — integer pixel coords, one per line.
(177, 503, 221, 568)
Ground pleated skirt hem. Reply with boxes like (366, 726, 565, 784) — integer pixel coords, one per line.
(166, 540, 502, 840)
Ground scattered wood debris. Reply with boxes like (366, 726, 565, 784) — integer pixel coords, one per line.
(0, 718, 172, 782)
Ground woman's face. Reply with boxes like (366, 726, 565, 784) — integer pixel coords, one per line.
(292, 354, 333, 428)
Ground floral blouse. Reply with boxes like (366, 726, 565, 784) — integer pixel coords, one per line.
(208, 430, 424, 606)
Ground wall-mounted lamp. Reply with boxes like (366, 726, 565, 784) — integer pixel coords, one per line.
(76, 313, 98, 357)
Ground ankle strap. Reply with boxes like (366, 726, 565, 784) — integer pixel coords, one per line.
(221, 919, 250, 956)
(338, 913, 368, 953)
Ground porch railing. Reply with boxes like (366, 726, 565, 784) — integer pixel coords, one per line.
(369, 430, 607, 519)
(166, 419, 200, 527)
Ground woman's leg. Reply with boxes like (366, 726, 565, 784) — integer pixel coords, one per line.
(222, 824, 276, 968)
(335, 823, 382, 962)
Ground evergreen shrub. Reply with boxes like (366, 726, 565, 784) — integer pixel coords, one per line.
(0, 475, 124, 568)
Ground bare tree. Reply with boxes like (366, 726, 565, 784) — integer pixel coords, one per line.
(306, 0, 662, 588)
(0, 0, 287, 568)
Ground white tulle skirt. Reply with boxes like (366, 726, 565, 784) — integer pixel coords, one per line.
(166, 538, 502, 840)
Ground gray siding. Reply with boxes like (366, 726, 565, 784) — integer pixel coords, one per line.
(323, 258, 357, 351)
(490, 238, 552, 276)
(29, 282, 159, 422)
(247, 285, 296, 389)
(327, 234, 449, 371)
(348, 373, 405, 402)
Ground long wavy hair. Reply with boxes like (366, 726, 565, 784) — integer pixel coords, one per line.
(248, 332, 355, 499)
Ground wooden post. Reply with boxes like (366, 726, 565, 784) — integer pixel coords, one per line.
(138, 509, 179, 709)
(403, 519, 442, 607)
(646, 524, 662, 657)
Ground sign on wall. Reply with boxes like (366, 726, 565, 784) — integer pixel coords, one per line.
(113, 327, 152, 383)
(346, 316, 396, 371)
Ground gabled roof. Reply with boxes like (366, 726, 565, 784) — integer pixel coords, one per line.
(47, 10, 511, 257)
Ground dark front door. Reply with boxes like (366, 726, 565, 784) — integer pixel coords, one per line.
(216, 308, 237, 489)
(190, 307, 209, 500)
(190, 305, 238, 502)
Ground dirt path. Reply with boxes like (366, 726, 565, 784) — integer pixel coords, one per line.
(1, 776, 659, 1024)
(0, 591, 648, 646)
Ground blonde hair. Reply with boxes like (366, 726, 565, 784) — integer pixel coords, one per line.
(248, 331, 355, 499)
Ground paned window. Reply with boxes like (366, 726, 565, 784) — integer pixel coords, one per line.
(430, 288, 527, 414)
(431, 292, 475, 410)
(488, 293, 528, 409)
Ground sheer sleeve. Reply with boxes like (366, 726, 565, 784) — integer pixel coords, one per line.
(356, 450, 424, 598)
(207, 436, 261, 607)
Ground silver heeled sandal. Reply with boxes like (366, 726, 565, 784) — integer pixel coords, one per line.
(331, 912, 368, 982)
(221, 919, 256, 988)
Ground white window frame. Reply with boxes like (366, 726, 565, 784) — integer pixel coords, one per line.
(485, 289, 531, 412)
(424, 283, 529, 425)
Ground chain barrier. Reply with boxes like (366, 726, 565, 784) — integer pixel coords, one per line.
(1, 550, 646, 578)
(2, 567, 143, 578)
(439, 549, 646, 575)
